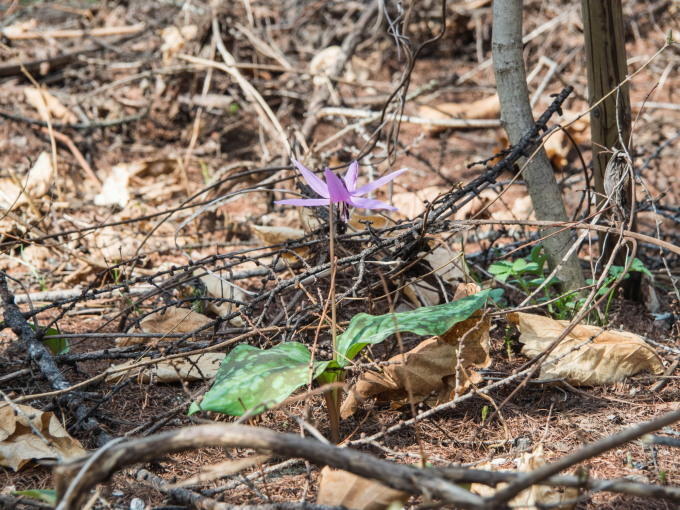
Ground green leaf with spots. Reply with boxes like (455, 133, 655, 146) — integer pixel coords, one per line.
(13, 489, 57, 506)
(336, 288, 502, 367)
(188, 342, 329, 416)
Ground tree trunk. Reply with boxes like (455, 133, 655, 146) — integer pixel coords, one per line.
(492, 0, 585, 293)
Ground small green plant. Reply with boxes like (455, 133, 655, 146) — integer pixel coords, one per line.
(12, 489, 57, 506)
(489, 246, 651, 322)
(0, 321, 70, 355)
(480, 405, 489, 424)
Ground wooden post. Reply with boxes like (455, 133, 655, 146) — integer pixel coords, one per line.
(581, 0, 638, 297)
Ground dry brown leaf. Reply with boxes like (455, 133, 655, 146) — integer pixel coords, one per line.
(250, 224, 309, 262)
(24, 88, 77, 124)
(1, 19, 38, 38)
(115, 307, 213, 347)
(425, 244, 468, 285)
(94, 163, 131, 207)
(195, 270, 247, 326)
(341, 284, 491, 418)
(0, 152, 53, 211)
(0, 405, 86, 471)
(348, 211, 389, 231)
(391, 186, 447, 219)
(470, 445, 577, 509)
(509, 312, 665, 385)
(105, 353, 225, 384)
(419, 95, 500, 135)
(317, 467, 410, 510)
(160, 25, 197, 64)
(309, 46, 348, 86)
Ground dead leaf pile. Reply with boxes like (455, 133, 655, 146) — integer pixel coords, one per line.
(510, 312, 664, 385)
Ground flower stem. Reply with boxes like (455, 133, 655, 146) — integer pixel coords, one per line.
(329, 206, 337, 360)
(327, 205, 341, 444)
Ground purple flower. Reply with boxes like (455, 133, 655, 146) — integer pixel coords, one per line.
(276, 159, 407, 221)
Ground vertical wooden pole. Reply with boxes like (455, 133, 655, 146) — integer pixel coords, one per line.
(581, 0, 638, 296)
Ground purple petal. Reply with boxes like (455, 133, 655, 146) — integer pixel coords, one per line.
(348, 196, 398, 211)
(275, 198, 330, 207)
(291, 158, 329, 198)
(353, 167, 408, 196)
(343, 161, 359, 192)
(324, 168, 352, 204)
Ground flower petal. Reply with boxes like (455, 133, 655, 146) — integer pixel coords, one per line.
(353, 167, 408, 196)
(275, 198, 330, 207)
(324, 168, 352, 204)
(348, 196, 398, 211)
(291, 158, 329, 198)
(343, 161, 359, 192)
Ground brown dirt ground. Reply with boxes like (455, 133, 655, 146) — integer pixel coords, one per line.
(1, 1, 679, 509)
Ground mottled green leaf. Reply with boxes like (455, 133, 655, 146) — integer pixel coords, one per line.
(13, 489, 57, 506)
(23, 322, 70, 355)
(336, 288, 502, 367)
(189, 342, 329, 416)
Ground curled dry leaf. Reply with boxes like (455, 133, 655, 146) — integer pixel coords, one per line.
(341, 284, 491, 418)
(105, 353, 225, 384)
(0, 405, 86, 471)
(419, 94, 500, 135)
(115, 307, 213, 347)
(509, 312, 664, 385)
(0, 152, 53, 211)
(194, 270, 247, 326)
(317, 467, 410, 510)
(470, 445, 577, 510)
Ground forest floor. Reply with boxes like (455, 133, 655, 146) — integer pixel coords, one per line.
(0, 1, 679, 509)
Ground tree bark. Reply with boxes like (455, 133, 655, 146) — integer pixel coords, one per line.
(492, 0, 585, 293)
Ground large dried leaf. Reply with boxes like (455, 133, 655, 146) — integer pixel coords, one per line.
(0, 405, 85, 471)
(105, 353, 225, 384)
(509, 313, 664, 385)
(317, 467, 410, 510)
(470, 445, 577, 509)
(341, 285, 493, 418)
(115, 307, 213, 347)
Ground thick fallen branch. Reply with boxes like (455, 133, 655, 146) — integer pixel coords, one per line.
(54, 421, 680, 510)
(0, 273, 112, 447)
(55, 424, 483, 508)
